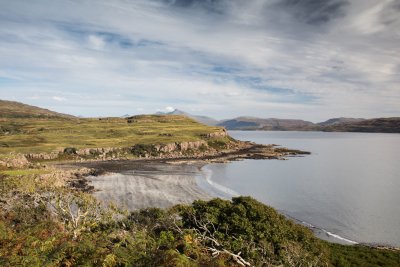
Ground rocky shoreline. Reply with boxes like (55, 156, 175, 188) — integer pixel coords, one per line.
(59, 141, 310, 171)
(1, 138, 310, 199)
(43, 142, 308, 213)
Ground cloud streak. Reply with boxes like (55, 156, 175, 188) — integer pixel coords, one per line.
(0, 0, 399, 121)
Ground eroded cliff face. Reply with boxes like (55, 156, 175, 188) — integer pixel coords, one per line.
(20, 130, 230, 163)
(155, 140, 208, 153)
(202, 129, 228, 138)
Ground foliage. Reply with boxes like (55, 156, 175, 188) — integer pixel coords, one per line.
(130, 144, 159, 157)
(63, 147, 77, 155)
(208, 138, 229, 150)
(178, 197, 329, 266)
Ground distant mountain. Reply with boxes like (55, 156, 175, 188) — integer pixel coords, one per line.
(0, 100, 75, 119)
(3, 100, 396, 133)
(156, 109, 219, 126)
(318, 117, 365, 126)
(321, 117, 400, 133)
(218, 117, 315, 131)
(217, 116, 400, 133)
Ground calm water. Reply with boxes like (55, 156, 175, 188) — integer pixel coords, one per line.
(198, 131, 400, 246)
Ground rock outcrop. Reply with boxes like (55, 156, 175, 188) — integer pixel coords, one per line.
(0, 154, 30, 168)
(25, 152, 59, 160)
(177, 140, 207, 151)
(155, 140, 207, 153)
(202, 129, 228, 139)
(76, 147, 119, 156)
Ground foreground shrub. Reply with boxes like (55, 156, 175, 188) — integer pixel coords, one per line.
(178, 197, 329, 266)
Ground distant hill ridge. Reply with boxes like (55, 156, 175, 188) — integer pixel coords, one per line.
(320, 117, 400, 133)
(317, 117, 365, 126)
(156, 110, 400, 133)
(218, 117, 400, 133)
(218, 117, 315, 131)
(0, 100, 75, 119)
(156, 109, 219, 126)
(1, 100, 399, 133)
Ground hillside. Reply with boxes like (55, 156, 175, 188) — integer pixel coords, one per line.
(218, 117, 315, 131)
(0, 100, 75, 119)
(318, 117, 365, 126)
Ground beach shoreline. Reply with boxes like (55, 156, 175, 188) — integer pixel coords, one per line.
(53, 142, 308, 208)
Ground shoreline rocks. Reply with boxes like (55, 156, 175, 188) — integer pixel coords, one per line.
(25, 152, 59, 160)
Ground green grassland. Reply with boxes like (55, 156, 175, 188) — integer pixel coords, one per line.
(0, 169, 50, 177)
(0, 115, 223, 154)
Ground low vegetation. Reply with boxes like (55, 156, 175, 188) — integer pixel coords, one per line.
(0, 168, 50, 177)
(327, 243, 400, 267)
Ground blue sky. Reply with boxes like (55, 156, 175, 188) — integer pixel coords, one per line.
(0, 0, 399, 121)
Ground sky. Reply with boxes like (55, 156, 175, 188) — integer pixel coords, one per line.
(0, 0, 399, 122)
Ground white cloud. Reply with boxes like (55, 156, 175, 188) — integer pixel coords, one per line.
(88, 35, 105, 50)
(52, 96, 66, 102)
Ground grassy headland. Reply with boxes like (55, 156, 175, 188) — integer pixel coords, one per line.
(0, 115, 224, 155)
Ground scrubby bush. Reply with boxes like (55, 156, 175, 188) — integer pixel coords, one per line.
(130, 144, 158, 157)
(207, 139, 227, 149)
(63, 147, 77, 155)
(178, 197, 329, 266)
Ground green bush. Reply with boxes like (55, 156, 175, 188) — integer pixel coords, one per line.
(328, 242, 400, 267)
(130, 144, 158, 157)
(63, 147, 77, 155)
(207, 139, 227, 149)
(179, 196, 329, 266)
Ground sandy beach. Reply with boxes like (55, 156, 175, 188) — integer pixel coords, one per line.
(86, 162, 211, 210)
